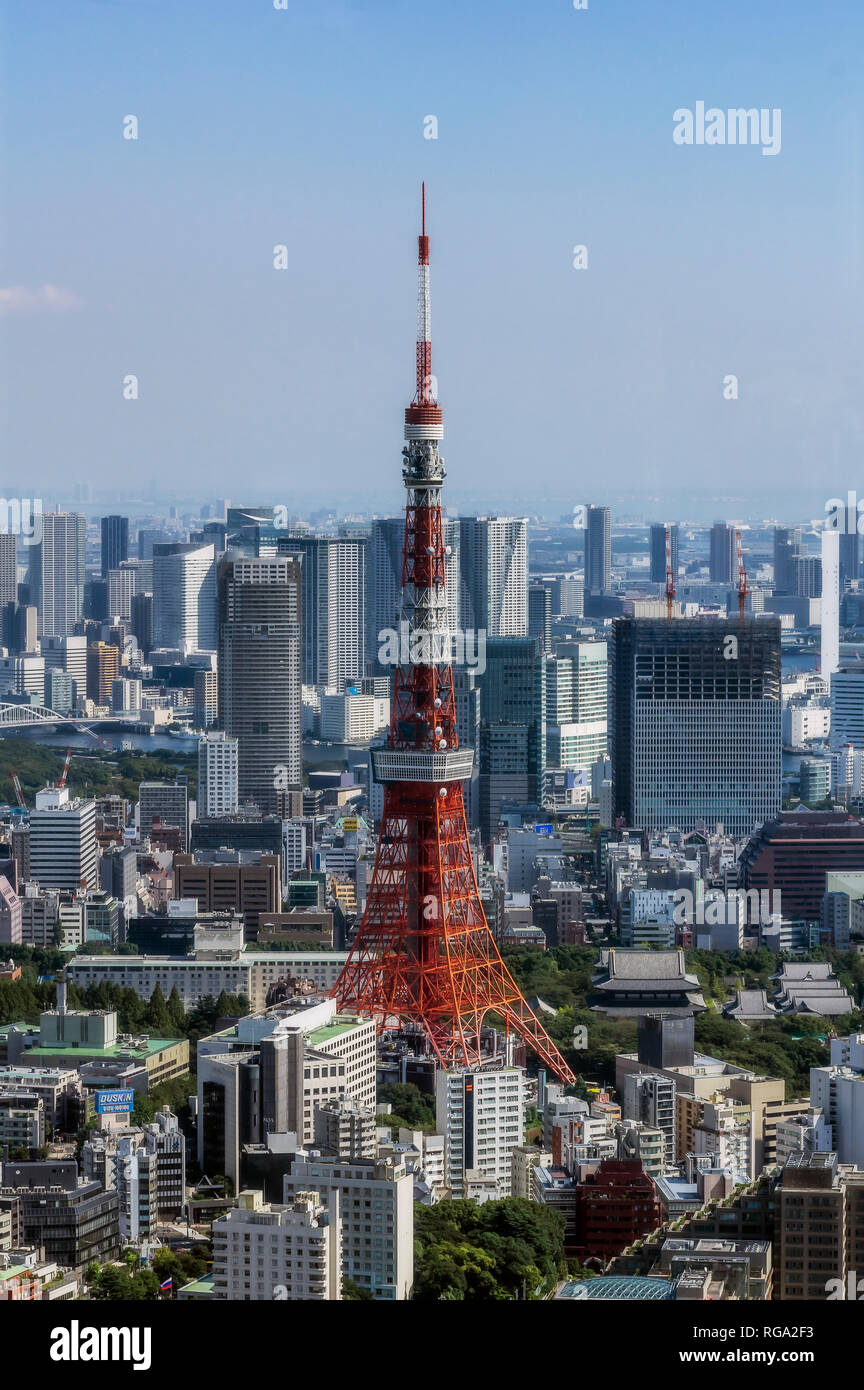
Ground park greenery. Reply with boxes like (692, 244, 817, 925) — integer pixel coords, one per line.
(0, 962, 248, 1048)
(412, 1198, 566, 1300)
(501, 942, 864, 1099)
(0, 738, 197, 808)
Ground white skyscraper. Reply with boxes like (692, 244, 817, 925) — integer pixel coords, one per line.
(436, 1065, 526, 1200)
(35, 511, 86, 638)
(152, 542, 217, 652)
(460, 517, 527, 637)
(284, 1156, 414, 1301)
(29, 785, 97, 891)
(822, 527, 840, 681)
(285, 536, 366, 687)
(545, 641, 608, 771)
(198, 731, 239, 817)
(40, 635, 87, 707)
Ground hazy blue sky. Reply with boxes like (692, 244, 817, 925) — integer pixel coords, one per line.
(1, 0, 863, 519)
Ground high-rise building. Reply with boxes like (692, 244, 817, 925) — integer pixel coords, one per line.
(0, 653, 45, 702)
(152, 542, 217, 651)
(218, 554, 302, 816)
(107, 562, 140, 621)
(130, 591, 154, 656)
(709, 522, 737, 584)
(791, 553, 822, 598)
(86, 641, 120, 704)
(649, 524, 679, 586)
(436, 1066, 526, 1199)
(111, 677, 142, 713)
(611, 616, 782, 834)
(28, 785, 97, 891)
(738, 811, 864, 921)
(776, 1152, 864, 1300)
(41, 635, 86, 705)
(479, 635, 546, 841)
(0, 534, 17, 610)
(773, 526, 802, 594)
(198, 732, 239, 818)
(830, 664, 864, 749)
(279, 535, 365, 687)
(622, 1072, 676, 1169)
(193, 666, 218, 729)
(840, 530, 860, 591)
(549, 574, 583, 619)
(100, 516, 129, 578)
(367, 516, 459, 675)
(3, 602, 37, 656)
(528, 580, 553, 653)
(138, 781, 189, 850)
(545, 641, 607, 773)
(822, 528, 840, 681)
(459, 516, 527, 636)
(284, 1156, 414, 1300)
(585, 506, 611, 594)
(34, 511, 85, 637)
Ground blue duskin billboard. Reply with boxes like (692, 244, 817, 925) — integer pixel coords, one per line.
(95, 1090, 134, 1114)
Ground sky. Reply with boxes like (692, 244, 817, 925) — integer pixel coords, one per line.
(1, 0, 864, 521)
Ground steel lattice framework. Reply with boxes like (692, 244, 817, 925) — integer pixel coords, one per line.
(333, 189, 575, 1082)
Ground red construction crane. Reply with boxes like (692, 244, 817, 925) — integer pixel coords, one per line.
(736, 529, 749, 621)
(57, 747, 73, 789)
(665, 527, 675, 621)
(9, 770, 26, 810)
(332, 189, 575, 1084)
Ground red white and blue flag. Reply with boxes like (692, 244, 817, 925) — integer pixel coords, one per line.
(160, 1277, 172, 1290)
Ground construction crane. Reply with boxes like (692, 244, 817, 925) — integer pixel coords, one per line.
(665, 526, 675, 621)
(736, 529, 749, 621)
(9, 770, 26, 811)
(56, 747, 73, 789)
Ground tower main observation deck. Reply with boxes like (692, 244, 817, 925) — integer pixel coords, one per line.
(333, 188, 575, 1083)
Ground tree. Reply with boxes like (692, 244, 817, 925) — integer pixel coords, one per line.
(414, 1198, 566, 1301)
(144, 983, 173, 1036)
(342, 1277, 374, 1301)
(167, 986, 186, 1031)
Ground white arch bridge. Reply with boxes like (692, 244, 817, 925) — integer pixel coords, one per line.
(0, 704, 144, 736)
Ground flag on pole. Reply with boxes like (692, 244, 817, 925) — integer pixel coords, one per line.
(160, 1277, 172, 1290)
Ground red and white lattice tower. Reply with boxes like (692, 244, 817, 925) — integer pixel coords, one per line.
(333, 188, 575, 1082)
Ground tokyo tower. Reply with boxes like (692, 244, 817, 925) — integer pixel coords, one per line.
(333, 187, 575, 1084)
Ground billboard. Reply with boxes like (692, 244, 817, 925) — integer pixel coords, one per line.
(95, 1090, 134, 1114)
(343, 817, 359, 831)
